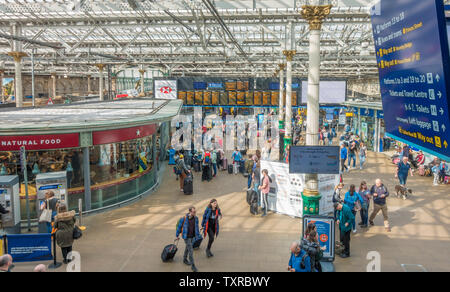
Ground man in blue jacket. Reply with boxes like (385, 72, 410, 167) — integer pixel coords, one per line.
(288, 241, 311, 272)
(335, 202, 354, 258)
(176, 206, 201, 272)
(340, 143, 348, 173)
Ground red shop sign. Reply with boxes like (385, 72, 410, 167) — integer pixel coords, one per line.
(93, 124, 157, 145)
(0, 133, 80, 151)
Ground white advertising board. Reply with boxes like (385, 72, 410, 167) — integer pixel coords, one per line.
(261, 161, 338, 218)
(154, 80, 177, 99)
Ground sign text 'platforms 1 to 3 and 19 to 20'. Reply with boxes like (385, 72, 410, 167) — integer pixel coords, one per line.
(371, 0, 450, 160)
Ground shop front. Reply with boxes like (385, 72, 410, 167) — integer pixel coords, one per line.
(0, 99, 181, 220)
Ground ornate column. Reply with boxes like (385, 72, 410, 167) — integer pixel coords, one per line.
(95, 64, 105, 101)
(300, 4, 332, 215)
(8, 51, 27, 107)
(0, 69, 4, 104)
(138, 69, 146, 97)
(51, 72, 57, 100)
(87, 75, 91, 94)
(282, 50, 296, 150)
(278, 63, 286, 130)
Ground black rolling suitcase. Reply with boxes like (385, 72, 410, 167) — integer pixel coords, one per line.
(247, 189, 257, 205)
(228, 164, 233, 174)
(193, 160, 201, 172)
(239, 161, 246, 174)
(161, 240, 179, 262)
(183, 174, 193, 195)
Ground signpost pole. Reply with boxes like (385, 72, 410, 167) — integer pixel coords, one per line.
(300, 4, 332, 215)
(20, 146, 31, 231)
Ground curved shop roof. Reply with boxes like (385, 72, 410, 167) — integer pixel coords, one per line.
(0, 98, 182, 135)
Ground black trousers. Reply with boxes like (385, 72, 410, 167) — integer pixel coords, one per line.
(341, 159, 348, 172)
(340, 230, 351, 256)
(207, 225, 216, 250)
(61, 246, 73, 261)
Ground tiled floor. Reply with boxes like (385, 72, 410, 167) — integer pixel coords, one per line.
(10, 152, 450, 272)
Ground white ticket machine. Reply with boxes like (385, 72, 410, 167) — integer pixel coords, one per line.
(36, 171, 68, 233)
(0, 175, 21, 234)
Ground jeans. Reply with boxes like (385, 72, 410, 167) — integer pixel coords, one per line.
(183, 238, 195, 266)
(348, 154, 356, 168)
(360, 205, 369, 226)
(351, 210, 357, 231)
(261, 192, 268, 215)
(398, 174, 408, 186)
(359, 155, 366, 169)
(212, 163, 217, 177)
(247, 175, 252, 189)
(254, 183, 260, 195)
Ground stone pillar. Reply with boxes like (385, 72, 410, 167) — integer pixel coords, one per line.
(8, 52, 27, 108)
(0, 70, 4, 104)
(138, 69, 146, 97)
(300, 4, 332, 215)
(95, 64, 105, 101)
(83, 147, 91, 211)
(87, 75, 91, 95)
(278, 64, 286, 130)
(282, 50, 296, 150)
(51, 72, 57, 100)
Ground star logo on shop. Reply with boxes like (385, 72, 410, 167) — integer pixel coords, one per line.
(136, 129, 141, 137)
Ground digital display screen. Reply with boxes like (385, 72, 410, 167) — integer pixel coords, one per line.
(193, 82, 207, 90)
(269, 82, 280, 90)
(301, 81, 346, 104)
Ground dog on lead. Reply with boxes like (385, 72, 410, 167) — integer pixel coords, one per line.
(394, 185, 412, 200)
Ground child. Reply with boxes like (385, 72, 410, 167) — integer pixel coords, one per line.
(432, 163, 440, 186)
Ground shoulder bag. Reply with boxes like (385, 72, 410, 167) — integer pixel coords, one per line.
(39, 200, 52, 223)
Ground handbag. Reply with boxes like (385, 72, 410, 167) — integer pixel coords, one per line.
(73, 225, 83, 240)
(39, 200, 52, 223)
(354, 200, 362, 212)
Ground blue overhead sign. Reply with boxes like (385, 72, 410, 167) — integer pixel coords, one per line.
(371, 0, 450, 161)
(361, 108, 375, 117)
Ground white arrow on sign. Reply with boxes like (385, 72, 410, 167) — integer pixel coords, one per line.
(436, 74, 441, 82)
(440, 108, 445, 115)
(437, 91, 442, 99)
(442, 124, 447, 132)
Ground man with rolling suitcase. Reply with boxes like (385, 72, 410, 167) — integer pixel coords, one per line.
(176, 206, 202, 272)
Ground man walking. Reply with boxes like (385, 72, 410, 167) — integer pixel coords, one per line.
(176, 207, 202, 272)
(396, 156, 413, 187)
(340, 143, 348, 173)
(348, 141, 357, 169)
(369, 179, 391, 232)
(335, 202, 354, 258)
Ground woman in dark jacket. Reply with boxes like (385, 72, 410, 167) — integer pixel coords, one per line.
(301, 229, 325, 272)
(55, 205, 76, 264)
(201, 199, 222, 258)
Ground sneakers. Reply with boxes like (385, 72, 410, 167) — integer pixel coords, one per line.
(183, 259, 191, 266)
(206, 249, 214, 258)
(352, 229, 357, 233)
(191, 265, 198, 272)
(339, 253, 350, 258)
(369, 220, 374, 226)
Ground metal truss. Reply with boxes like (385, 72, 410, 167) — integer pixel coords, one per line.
(0, 0, 394, 78)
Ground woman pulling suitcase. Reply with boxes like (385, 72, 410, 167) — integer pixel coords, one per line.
(201, 199, 223, 258)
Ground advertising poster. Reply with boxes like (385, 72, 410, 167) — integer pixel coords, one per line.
(303, 216, 335, 261)
(154, 80, 177, 99)
(261, 161, 339, 218)
(7, 234, 53, 262)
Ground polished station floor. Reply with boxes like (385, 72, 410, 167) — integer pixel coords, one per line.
(11, 152, 450, 272)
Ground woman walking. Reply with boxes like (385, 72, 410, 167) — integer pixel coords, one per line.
(258, 169, 271, 217)
(359, 142, 367, 170)
(201, 199, 222, 258)
(344, 184, 364, 233)
(358, 181, 371, 228)
(54, 205, 76, 264)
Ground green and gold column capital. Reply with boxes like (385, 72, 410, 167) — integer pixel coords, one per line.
(302, 189, 321, 215)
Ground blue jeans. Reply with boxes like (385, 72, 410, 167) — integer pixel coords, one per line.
(398, 174, 408, 185)
(359, 155, 366, 169)
(212, 163, 217, 176)
(254, 183, 260, 193)
(348, 154, 356, 167)
(351, 210, 357, 231)
(360, 204, 369, 226)
(247, 175, 252, 189)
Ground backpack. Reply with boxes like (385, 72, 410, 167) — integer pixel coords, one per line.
(298, 251, 312, 272)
